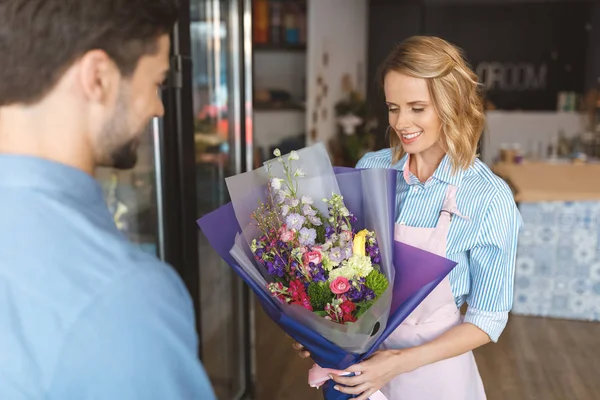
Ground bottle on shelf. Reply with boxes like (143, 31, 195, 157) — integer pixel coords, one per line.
(253, 0, 269, 44)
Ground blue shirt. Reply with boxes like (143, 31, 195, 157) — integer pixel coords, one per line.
(0, 155, 216, 399)
(357, 149, 522, 342)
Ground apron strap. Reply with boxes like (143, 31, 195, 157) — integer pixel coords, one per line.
(439, 184, 470, 223)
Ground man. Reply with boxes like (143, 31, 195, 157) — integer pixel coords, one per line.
(0, 1, 216, 399)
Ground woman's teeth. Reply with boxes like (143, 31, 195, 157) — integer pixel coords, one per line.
(403, 131, 422, 139)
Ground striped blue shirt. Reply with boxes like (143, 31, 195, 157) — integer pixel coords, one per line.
(357, 149, 522, 342)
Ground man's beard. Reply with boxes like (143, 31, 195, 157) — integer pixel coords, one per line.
(110, 138, 139, 170)
(99, 89, 144, 170)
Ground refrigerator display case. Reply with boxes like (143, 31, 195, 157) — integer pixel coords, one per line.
(97, 1, 255, 399)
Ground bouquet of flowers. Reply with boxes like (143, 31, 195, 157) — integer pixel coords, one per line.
(198, 143, 457, 400)
(252, 149, 388, 325)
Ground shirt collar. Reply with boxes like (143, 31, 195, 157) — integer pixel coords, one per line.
(396, 153, 464, 187)
(0, 154, 106, 206)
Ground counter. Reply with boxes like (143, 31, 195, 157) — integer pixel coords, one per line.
(493, 162, 600, 321)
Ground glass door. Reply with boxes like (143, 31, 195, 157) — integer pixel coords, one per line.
(190, 0, 254, 398)
(96, 121, 163, 257)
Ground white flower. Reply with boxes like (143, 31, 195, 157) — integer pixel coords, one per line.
(302, 204, 316, 216)
(273, 148, 281, 157)
(301, 196, 314, 205)
(308, 215, 322, 226)
(276, 191, 287, 204)
(281, 204, 290, 216)
(345, 254, 373, 278)
(289, 150, 299, 161)
(328, 254, 373, 281)
(337, 114, 364, 135)
(340, 207, 350, 217)
(270, 178, 283, 191)
(294, 168, 306, 177)
(290, 198, 300, 207)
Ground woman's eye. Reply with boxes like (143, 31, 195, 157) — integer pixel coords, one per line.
(388, 107, 399, 113)
(412, 108, 424, 113)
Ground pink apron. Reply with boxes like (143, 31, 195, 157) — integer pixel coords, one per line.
(379, 184, 486, 399)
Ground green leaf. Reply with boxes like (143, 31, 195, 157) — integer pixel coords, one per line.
(355, 299, 375, 319)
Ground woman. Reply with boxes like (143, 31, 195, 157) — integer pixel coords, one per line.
(293, 36, 522, 399)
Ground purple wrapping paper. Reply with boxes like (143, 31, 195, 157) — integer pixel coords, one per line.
(197, 166, 457, 400)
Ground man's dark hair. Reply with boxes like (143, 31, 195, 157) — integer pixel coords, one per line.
(0, 0, 179, 106)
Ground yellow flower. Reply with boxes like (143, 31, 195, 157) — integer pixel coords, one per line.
(352, 229, 369, 256)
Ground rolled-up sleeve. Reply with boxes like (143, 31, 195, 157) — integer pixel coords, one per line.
(465, 188, 522, 342)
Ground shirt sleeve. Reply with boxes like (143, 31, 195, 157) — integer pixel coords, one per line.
(464, 187, 522, 342)
(48, 263, 217, 400)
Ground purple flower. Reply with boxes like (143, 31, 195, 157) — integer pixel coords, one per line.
(363, 288, 376, 301)
(285, 213, 305, 231)
(309, 262, 326, 282)
(342, 245, 353, 260)
(329, 247, 344, 264)
(325, 226, 335, 239)
(298, 227, 317, 246)
(266, 261, 284, 278)
(347, 285, 364, 301)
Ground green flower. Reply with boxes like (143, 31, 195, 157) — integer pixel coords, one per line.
(307, 282, 334, 311)
(321, 253, 334, 272)
(365, 270, 388, 297)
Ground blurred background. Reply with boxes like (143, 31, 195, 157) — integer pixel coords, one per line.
(95, 0, 600, 399)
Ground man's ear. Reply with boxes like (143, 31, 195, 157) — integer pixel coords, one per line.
(78, 50, 119, 104)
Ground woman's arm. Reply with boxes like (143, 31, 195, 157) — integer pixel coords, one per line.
(330, 322, 489, 399)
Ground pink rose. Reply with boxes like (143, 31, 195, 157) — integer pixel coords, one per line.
(340, 230, 353, 242)
(330, 277, 351, 295)
(280, 229, 295, 242)
(303, 250, 323, 266)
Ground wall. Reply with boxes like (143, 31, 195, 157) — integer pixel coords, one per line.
(367, 0, 596, 153)
(253, 50, 307, 151)
(253, 110, 306, 149)
(305, 0, 368, 146)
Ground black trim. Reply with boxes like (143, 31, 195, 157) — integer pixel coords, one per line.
(238, 0, 254, 395)
(161, 0, 202, 358)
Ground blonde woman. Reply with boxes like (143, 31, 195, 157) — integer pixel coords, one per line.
(294, 36, 521, 399)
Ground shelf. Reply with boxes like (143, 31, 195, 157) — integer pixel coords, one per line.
(253, 43, 306, 52)
(254, 102, 305, 112)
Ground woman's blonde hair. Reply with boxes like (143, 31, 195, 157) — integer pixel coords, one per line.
(379, 36, 485, 171)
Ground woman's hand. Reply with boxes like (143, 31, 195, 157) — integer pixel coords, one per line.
(330, 349, 420, 400)
(291, 341, 311, 359)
